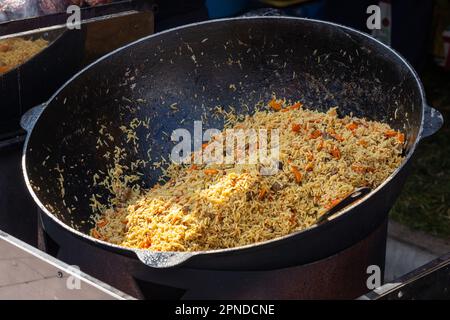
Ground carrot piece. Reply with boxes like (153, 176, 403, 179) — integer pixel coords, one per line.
(0, 44, 11, 52)
(309, 130, 322, 139)
(327, 128, 344, 141)
(188, 164, 198, 172)
(121, 219, 128, 225)
(97, 219, 108, 228)
(204, 169, 219, 175)
(317, 140, 324, 151)
(258, 188, 268, 200)
(289, 216, 297, 226)
(282, 102, 302, 112)
(385, 130, 397, 138)
(325, 198, 342, 209)
(331, 133, 345, 142)
(289, 102, 302, 110)
(358, 139, 368, 147)
(202, 143, 209, 150)
(171, 216, 181, 223)
(0, 65, 10, 73)
(91, 229, 102, 239)
(346, 122, 358, 131)
(351, 165, 364, 173)
(397, 133, 405, 144)
(269, 98, 282, 111)
(139, 236, 152, 249)
(330, 146, 341, 159)
(291, 165, 303, 183)
(292, 123, 302, 133)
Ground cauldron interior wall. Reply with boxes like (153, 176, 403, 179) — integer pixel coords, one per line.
(25, 18, 422, 235)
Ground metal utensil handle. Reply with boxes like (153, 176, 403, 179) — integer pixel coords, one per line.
(20, 103, 46, 133)
(135, 250, 196, 268)
(316, 187, 372, 224)
(421, 104, 443, 139)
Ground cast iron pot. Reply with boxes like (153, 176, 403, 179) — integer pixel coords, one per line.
(21, 17, 443, 270)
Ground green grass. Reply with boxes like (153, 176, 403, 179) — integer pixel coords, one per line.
(390, 63, 450, 239)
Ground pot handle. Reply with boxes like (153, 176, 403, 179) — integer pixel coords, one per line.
(20, 103, 46, 133)
(421, 104, 444, 139)
(315, 187, 372, 224)
(135, 250, 196, 268)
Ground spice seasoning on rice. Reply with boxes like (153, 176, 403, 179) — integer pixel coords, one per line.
(0, 37, 48, 74)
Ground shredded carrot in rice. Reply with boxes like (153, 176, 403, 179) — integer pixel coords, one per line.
(292, 123, 302, 133)
(97, 219, 108, 228)
(346, 122, 358, 131)
(309, 130, 322, 139)
(291, 165, 303, 184)
(204, 169, 219, 175)
(398, 133, 405, 144)
(258, 188, 268, 200)
(385, 130, 398, 138)
(269, 98, 283, 111)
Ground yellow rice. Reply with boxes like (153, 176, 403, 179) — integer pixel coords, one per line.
(91, 99, 405, 251)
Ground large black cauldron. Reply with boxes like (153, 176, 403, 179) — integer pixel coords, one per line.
(22, 17, 442, 272)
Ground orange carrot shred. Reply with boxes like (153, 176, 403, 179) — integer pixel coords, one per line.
(397, 133, 405, 144)
(309, 130, 322, 139)
(331, 146, 341, 159)
(330, 146, 341, 159)
(282, 102, 302, 112)
(97, 219, 108, 228)
(91, 229, 102, 239)
(204, 169, 219, 175)
(0, 65, 9, 73)
(317, 140, 324, 151)
(292, 123, 302, 132)
(325, 198, 342, 209)
(291, 165, 303, 183)
(385, 130, 397, 138)
(269, 98, 282, 111)
(188, 164, 198, 172)
(358, 139, 368, 147)
(139, 236, 152, 249)
(346, 122, 358, 131)
(331, 133, 345, 142)
(258, 188, 268, 200)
